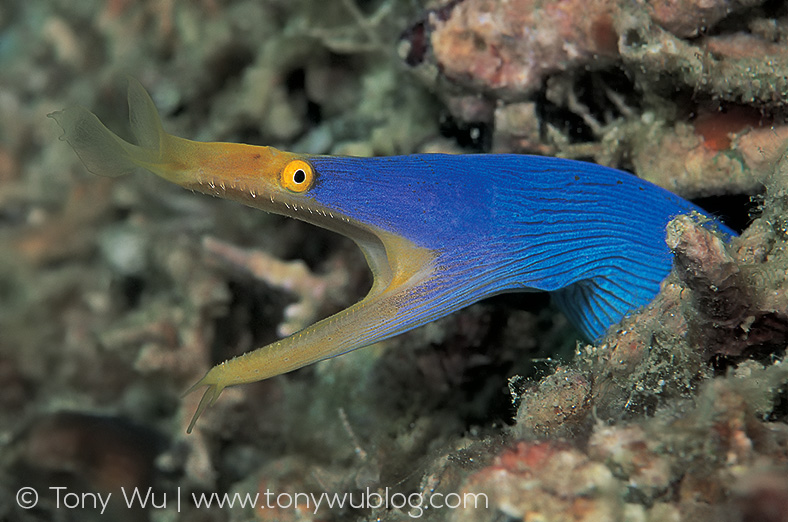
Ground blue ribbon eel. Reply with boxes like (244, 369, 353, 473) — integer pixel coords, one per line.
(49, 79, 735, 432)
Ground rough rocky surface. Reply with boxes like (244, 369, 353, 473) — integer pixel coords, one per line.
(2, 0, 788, 521)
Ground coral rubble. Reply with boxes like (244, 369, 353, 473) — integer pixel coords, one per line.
(403, 0, 788, 197)
(2, 0, 788, 521)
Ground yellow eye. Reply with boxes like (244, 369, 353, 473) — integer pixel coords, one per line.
(281, 160, 314, 193)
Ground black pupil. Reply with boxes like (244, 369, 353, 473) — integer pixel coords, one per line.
(293, 169, 306, 184)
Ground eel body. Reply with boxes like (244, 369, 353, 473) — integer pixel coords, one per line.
(50, 79, 734, 431)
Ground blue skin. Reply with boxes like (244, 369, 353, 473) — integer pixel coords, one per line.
(309, 154, 735, 339)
